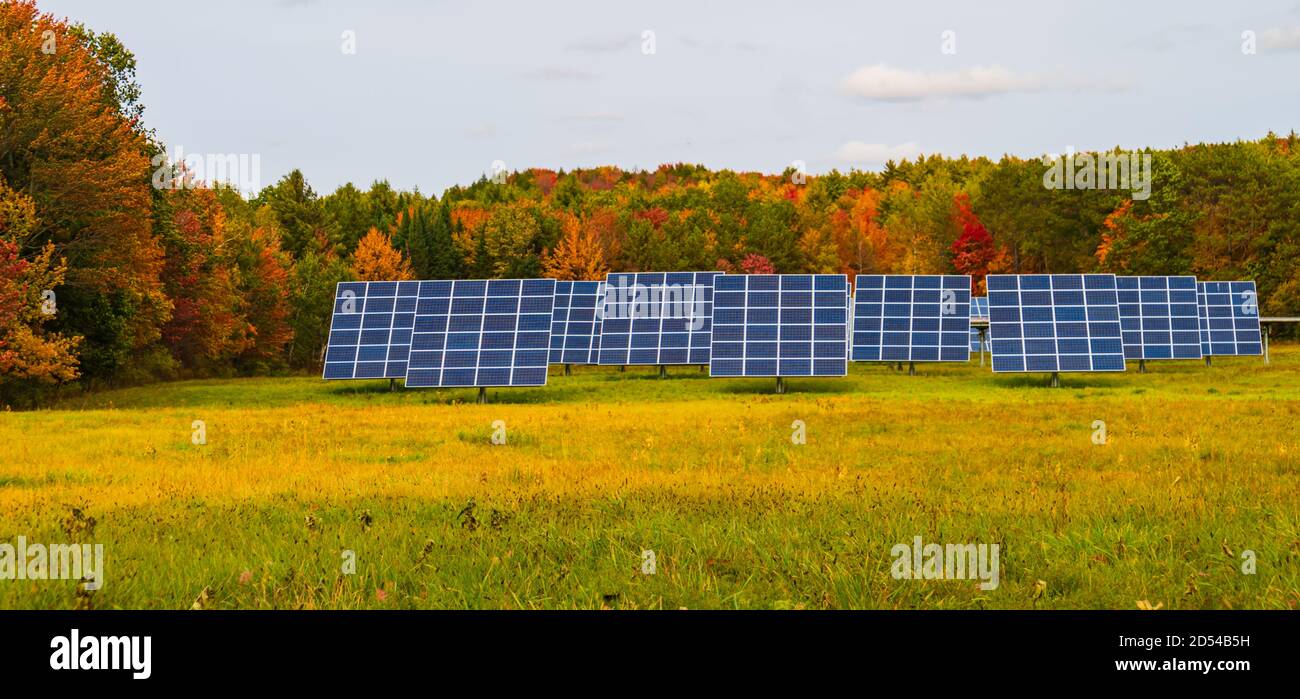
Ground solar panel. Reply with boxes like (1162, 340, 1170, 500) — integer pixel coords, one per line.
(549, 280, 605, 364)
(970, 296, 988, 353)
(598, 272, 719, 365)
(405, 279, 556, 388)
(851, 275, 971, 362)
(711, 274, 848, 377)
(1198, 281, 1262, 356)
(1116, 276, 1202, 360)
(986, 274, 1126, 373)
(323, 280, 419, 380)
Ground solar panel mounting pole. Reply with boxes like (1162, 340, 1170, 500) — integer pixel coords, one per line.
(564, 364, 571, 376)
(1138, 359, 1146, 374)
(776, 376, 786, 394)
(1049, 372, 1061, 388)
(979, 327, 987, 367)
(1205, 356, 1212, 367)
(908, 361, 916, 376)
(1264, 326, 1270, 365)
(477, 387, 487, 404)
(658, 364, 667, 379)
(389, 378, 397, 391)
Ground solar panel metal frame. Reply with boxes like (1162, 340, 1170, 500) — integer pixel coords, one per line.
(597, 272, 719, 365)
(323, 280, 419, 380)
(549, 280, 605, 365)
(851, 275, 972, 363)
(710, 274, 848, 377)
(969, 296, 988, 353)
(986, 274, 1126, 373)
(405, 278, 557, 388)
(1116, 276, 1202, 360)
(1197, 281, 1263, 356)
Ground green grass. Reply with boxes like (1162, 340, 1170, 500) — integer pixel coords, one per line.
(0, 347, 1296, 610)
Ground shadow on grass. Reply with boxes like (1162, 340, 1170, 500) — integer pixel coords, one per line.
(988, 374, 1127, 390)
(713, 378, 855, 395)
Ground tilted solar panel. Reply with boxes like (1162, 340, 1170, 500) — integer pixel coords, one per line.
(1116, 276, 1202, 360)
(549, 280, 604, 365)
(405, 279, 556, 388)
(598, 272, 719, 365)
(323, 280, 420, 380)
(851, 275, 971, 362)
(986, 274, 1126, 373)
(711, 274, 848, 377)
(969, 296, 988, 353)
(1197, 281, 1262, 356)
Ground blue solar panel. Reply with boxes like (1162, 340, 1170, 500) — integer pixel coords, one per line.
(598, 272, 719, 365)
(986, 274, 1126, 373)
(323, 280, 420, 380)
(710, 274, 848, 377)
(1198, 281, 1262, 356)
(969, 296, 988, 353)
(405, 279, 556, 387)
(851, 275, 971, 362)
(549, 281, 604, 364)
(1116, 276, 1201, 360)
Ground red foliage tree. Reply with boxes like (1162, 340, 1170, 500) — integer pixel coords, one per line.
(739, 253, 776, 275)
(949, 193, 996, 293)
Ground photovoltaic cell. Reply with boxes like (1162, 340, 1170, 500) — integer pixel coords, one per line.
(598, 272, 719, 365)
(710, 274, 848, 377)
(986, 274, 1126, 373)
(1197, 281, 1262, 356)
(323, 280, 419, 380)
(969, 296, 988, 353)
(851, 275, 971, 362)
(1116, 276, 1202, 360)
(549, 281, 605, 364)
(405, 279, 556, 388)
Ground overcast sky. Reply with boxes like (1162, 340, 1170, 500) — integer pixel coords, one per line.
(39, 0, 1300, 196)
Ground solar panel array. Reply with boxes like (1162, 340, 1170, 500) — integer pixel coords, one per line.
(549, 281, 605, 364)
(711, 274, 848, 377)
(598, 272, 719, 365)
(404, 279, 556, 388)
(323, 281, 419, 380)
(324, 273, 1269, 388)
(986, 274, 1126, 373)
(969, 296, 989, 353)
(851, 275, 971, 362)
(1116, 276, 1202, 360)
(1198, 281, 1263, 356)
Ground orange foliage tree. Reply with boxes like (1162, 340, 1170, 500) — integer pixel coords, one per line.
(351, 226, 415, 281)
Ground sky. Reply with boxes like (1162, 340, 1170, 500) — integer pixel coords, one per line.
(39, 0, 1300, 197)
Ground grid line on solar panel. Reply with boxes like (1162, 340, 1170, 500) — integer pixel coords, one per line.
(323, 280, 420, 380)
(1116, 276, 1202, 360)
(404, 278, 557, 387)
(710, 274, 848, 377)
(985, 274, 1126, 373)
(969, 296, 988, 353)
(597, 272, 719, 365)
(549, 281, 604, 365)
(851, 275, 971, 362)
(1197, 281, 1262, 356)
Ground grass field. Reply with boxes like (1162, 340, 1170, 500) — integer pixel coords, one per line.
(1, 347, 1297, 610)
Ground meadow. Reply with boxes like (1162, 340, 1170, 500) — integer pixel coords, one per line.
(1, 347, 1297, 610)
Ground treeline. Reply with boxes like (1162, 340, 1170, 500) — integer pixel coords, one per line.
(2, 0, 1299, 406)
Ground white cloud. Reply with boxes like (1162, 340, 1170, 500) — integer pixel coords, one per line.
(840, 64, 1043, 101)
(1260, 27, 1300, 50)
(464, 123, 495, 138)
(834, 141, 924, 164)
